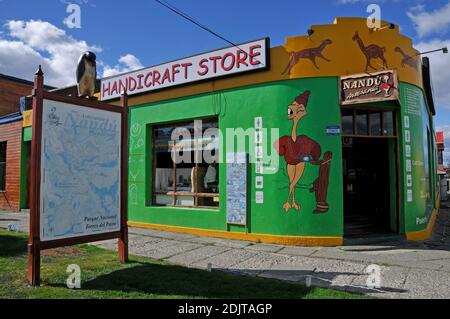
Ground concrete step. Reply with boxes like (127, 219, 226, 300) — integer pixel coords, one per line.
(344, 233, 406, 246)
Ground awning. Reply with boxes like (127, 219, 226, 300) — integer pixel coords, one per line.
(0, 112, 22, 125)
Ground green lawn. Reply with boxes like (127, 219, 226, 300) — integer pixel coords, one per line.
(0, 229, 365, 299)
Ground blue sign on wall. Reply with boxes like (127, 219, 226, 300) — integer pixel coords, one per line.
(326, 126, 341, 136)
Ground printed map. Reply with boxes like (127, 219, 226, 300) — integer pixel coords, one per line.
(40, 100, 122, 241)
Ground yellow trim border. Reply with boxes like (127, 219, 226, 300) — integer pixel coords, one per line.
(128, 222, 343, 247)
(406, 197, 441, 241)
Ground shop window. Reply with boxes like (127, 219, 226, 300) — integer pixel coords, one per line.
(153, 119, 219, 208)
(370, 112, 382, 136)
(342, 110, 354, 135)
(342, 110, 396, 138)
(154, 127, 175, 206)
(0, 142, 6, 191)
(382, 112, 395, 136)
(355, 111, 368, 136)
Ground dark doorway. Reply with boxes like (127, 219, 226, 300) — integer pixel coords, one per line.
(343, 138, 396, 237)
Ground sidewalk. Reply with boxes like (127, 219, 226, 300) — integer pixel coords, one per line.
(1, 207, 450, 299)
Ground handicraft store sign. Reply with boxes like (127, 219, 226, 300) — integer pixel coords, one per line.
(340, 70, 399, 105)
(101, 38, 269, 100)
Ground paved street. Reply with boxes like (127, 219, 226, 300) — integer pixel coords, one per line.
(1, 206, 450, 299)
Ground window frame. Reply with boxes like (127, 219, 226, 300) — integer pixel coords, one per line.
(341, 108, 398, 139)
(152, 118, 220, 209)
(0, 142, 7, 192)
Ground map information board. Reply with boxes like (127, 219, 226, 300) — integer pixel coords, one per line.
(40, 99, 122, 242)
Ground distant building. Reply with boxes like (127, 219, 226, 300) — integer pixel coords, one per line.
(437, 131, 449, 201)
(0, 73, 53, 211)
(437, 131, 445, 172)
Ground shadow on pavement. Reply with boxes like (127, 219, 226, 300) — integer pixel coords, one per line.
(48, 261, 407, 298)
(217, 268, 408, 295)
(52, 262, 355, 299)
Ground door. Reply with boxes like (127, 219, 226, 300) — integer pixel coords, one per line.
(343, 138, 393, 237)
(341, 109, 398, 238)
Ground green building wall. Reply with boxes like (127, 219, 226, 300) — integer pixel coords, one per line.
(13, 80, 439, 242)
(398, 83, 439, 234)
(126, 78, 438, 240)
(19, 126, 32, 210)
(128, 78, 344, 237)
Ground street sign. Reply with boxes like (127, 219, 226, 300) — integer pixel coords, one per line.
(326, 126, 341, 136)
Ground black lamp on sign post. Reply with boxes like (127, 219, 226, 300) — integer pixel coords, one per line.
(415, 47, 448, 58)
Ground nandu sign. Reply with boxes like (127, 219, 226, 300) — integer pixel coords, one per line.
(101, 38, 269, 100)
(340, 70, 399, 105)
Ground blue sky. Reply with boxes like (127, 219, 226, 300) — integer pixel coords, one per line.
(1, 1, 446, 71)
(1, 0, 450, 156)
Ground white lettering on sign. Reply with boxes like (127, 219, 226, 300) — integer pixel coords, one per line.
(101, 39, 268, 100)
(416, 217, 428, 226)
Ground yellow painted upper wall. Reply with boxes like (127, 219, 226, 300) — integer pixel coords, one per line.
(118, 17, 423, 107)
(284, 17, 422, 85)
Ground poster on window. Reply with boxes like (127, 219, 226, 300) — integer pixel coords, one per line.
(226, 153, 248, 226)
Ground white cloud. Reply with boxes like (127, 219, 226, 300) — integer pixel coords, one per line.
(0, 38, 53, 79)
(407, 4, 450, 110)
(0, 20, 101, 87)
(0, 19, 143, 88)
(407, 2, 450, 38)
(415, 39, 450, 109)
(102, 54, 143, 78)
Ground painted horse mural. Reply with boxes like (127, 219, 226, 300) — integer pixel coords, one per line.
(282, 39, 333, 74)
(274, 91, 333, 214)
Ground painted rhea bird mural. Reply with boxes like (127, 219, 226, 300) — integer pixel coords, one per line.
(352, 32, 388, 72)
(274, 91, 333, 214)
(395, 47, 418, 71)
(282, 39, 333, 74)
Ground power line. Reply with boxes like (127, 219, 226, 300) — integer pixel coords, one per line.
(154, 0, 239, 49)
(154, 0, 266, 68)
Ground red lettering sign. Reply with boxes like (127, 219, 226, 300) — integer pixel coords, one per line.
(101, 39, 269, 100)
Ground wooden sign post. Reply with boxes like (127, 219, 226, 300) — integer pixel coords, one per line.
(28, 66, 129, 286)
